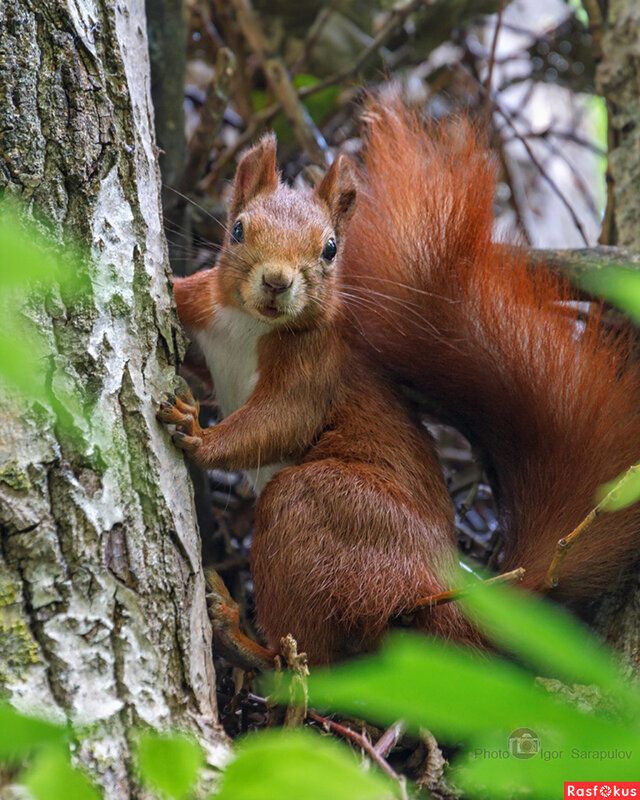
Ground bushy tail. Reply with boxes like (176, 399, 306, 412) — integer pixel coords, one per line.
(341, 103, 640, 597)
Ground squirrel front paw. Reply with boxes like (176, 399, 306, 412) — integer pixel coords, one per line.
(156, 381, 204, 457)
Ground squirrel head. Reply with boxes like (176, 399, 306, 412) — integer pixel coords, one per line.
(217, 134, 357, 327)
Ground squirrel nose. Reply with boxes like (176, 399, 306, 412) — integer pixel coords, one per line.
(262, 274, 293, 295)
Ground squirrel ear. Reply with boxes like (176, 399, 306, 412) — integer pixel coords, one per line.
(315, 155, 357, 237)
(230, 134, 279, 217)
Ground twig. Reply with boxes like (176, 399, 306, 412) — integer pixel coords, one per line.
(373, 720, 406, 758)
(531, 130, 600, 217)
(263, 58, 330, 165)
(291, 0, 342, 77)
(308, 711, 407, 797)
(460, 62, 590, 245)
(276, 635, 310, 728)
(212, 0, 253, 119)
(201, 104, 280, 193)
(230, 0, 330, 165)
(298, 0, 432, 99)
(457, 472, 480, 523)
(411, 567, 526, 611)
(494, 132, 534, 245)
(582, 0, 604, 60)
(175, 47, 235, 194)
(540, 463, 640, 591)
(504, 128, 607, 158)
(484, 1, 505, 126)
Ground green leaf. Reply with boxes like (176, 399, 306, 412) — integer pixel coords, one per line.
(566, 0, 589, 27)
(293, 74, 340, 124)
(0, 704, 67, 761)
(0, 203, 84, 295)
(290, 633, 632, 747)
(456, 577, 639, 711)
(0, 202, 89, 438)
(285, 633, 640, 798)
(213, 728, 397, 800)
(22, 747, 101, 800)
(135, 731, 204, 799)
(0, 208, 59, 288)
(580, 266, 640, 324)
(596, 462, 640, 511)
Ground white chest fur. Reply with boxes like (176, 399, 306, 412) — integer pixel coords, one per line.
(194, 305, 290, 494)
(195, 305, 269, 418)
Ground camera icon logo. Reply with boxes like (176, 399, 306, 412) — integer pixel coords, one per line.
(508, 728, 541, 759)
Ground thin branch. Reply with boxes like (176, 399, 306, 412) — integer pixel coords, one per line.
(484, 1, 505, 126)
(504, 128, 607, 158)
(540, 463, 640, 591)
(374, 720, 406, 758)
(230, 0, 330, 165)
(460, 62, 590, 245)
(174, 47, 235, 195)
(291, 0, 342, 77)
(201, 104, 280, 192)
(298, 0, 432, 99)
(494, 132, 534, 245)
(582, 0, 604, 60)
(411, 568, 526, 611)
(308, 711, 407, 798)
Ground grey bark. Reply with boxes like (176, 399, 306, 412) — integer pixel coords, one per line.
(596, 1, 640, 248)
(588, 1, 640, 676)
(0, 1, 227, 797)
(147, 0, 187, 189)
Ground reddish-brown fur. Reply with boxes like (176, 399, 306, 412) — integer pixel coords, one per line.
(164, 135, 479, 663)
(342, 104, 640, 598)
(164, 106, 640, 665)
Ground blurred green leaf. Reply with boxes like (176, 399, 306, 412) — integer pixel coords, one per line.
(457, 577, 638, 710)
(286, 631, 635, 749)
(251, 74, 338, 148)
(136, 731, 204, 799)
(580, 266, 640, 324)
(454, 722, 640, 799)
(0, 204, 84, 294)
(294, 74, 340, 124)
(0, 705, 67, 761)
(275, 633, 576, 740)
(281, 632, 640, 799)
(597, 462, 640, 512)
(213, 728, 397, 800)
(0, 208, 59, 288)
(22, 747, 101, 800)
(0, 202, 89, 436)
(566, 0, 589, 27)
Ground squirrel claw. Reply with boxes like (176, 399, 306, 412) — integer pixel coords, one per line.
(157, 383, 204, 456)
(204, 568, 276, 671)
(171, 431, 202, 454)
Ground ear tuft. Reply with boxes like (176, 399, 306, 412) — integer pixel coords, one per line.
(230, 134, 279, 217)
(315, 155, 357, 238)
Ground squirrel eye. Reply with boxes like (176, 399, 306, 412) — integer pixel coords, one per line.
(230, 220, 244, 244)
(322, 237, 337, 262)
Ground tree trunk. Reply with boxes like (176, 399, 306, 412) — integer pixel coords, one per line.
(596, 0, 640, 249)
(590, 0, 640, 675)
(0, 1, 227, 797)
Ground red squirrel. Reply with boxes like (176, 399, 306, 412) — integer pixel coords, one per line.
(158, 103, 640, 665)
(158, 129, 478, 665)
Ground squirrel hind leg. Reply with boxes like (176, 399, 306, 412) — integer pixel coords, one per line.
(251, 459, 476, 664)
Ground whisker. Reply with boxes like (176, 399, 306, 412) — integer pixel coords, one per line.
(340, 272, 462, 305)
